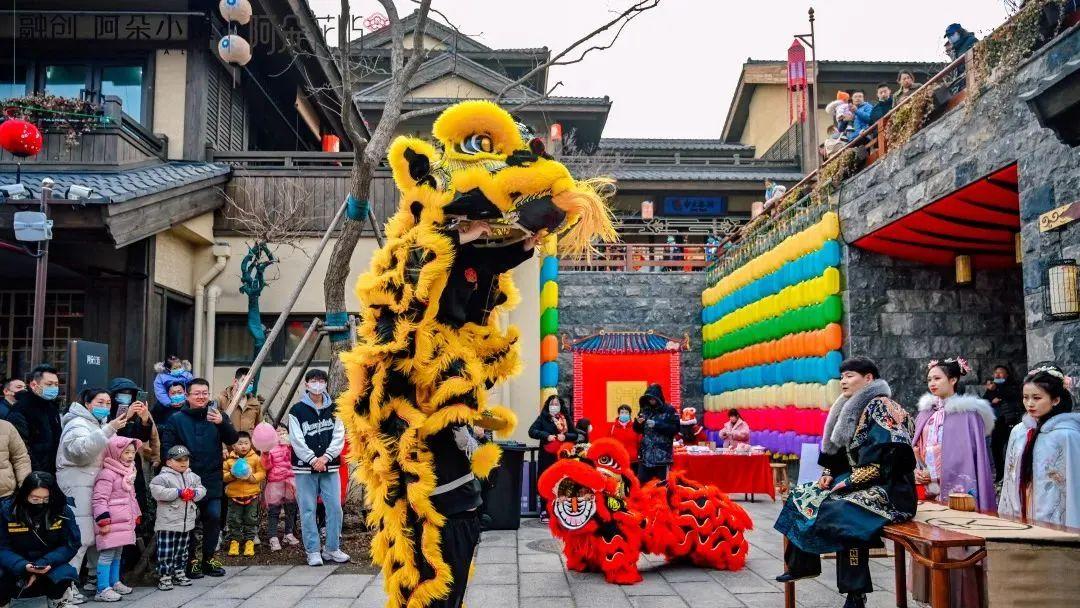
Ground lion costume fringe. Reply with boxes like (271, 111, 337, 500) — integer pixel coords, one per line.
(338, 101, 617, 608)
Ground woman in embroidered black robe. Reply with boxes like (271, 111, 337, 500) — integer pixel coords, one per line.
(774, 358, 917, 608)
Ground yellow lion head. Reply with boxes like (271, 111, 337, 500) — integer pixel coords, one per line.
(385, 100, 617, 256)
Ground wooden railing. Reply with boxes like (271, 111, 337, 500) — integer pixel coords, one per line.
(561, 243, 716, 272)
(209, 150, 360, 169)
(562, 154, 790, 167)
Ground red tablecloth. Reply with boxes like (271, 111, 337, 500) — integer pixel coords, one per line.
(672, 453, 776, 500)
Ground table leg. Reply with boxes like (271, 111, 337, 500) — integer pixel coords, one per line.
(929, 546, 949, 608)
(893, 541, 907, 608)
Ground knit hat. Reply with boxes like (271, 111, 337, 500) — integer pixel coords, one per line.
(835, 90, 850, 102)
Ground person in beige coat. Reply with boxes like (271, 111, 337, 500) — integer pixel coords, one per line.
(218, 367, 264, 434)
(0, 416, 31, 497)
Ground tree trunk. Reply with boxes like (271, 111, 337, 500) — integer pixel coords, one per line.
(324, 159, 374, 396)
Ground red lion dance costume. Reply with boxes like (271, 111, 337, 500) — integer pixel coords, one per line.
(538, 438, 753, 584)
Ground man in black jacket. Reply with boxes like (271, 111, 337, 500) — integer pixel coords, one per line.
(632, 384, 679, 484)
(867, 83, 893, 126)
(9, 365, 63, 474)
(159, 377, 239, 578)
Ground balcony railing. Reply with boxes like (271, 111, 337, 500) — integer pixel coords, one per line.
(561, 243, 716, 272)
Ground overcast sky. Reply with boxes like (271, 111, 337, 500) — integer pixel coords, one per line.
(307, 1, 1010, 138)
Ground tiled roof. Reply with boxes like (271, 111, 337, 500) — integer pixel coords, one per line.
(600, 138, 755, 152)
(0, 162, 231, 203)
(607, 166, 803, 182)
(570, 331, 685, 354)
(354, 94, 610, 107)
(355, 52, 539, 100)
(745, 58, 947, 68)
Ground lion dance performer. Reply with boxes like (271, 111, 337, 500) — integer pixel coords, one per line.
(538, 438, 753, 584)
(338, 100, 617, 608)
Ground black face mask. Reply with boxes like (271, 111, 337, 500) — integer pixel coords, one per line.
(24, 502, 48, 518)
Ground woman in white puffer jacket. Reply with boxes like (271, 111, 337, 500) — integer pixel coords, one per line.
(56, 388, 130, 602)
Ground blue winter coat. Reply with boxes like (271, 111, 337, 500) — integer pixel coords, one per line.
(159, 404, 239, 499)
(0, 497, 80, 584)
(852, 102, 875, 135)
(153, 361, 193, 407)
(632, 384, 679, 467)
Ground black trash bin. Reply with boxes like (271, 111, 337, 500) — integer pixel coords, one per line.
(480, 442, 526, 530)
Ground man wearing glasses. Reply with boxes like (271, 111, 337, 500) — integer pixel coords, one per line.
(9, 365, 63, 474)
(159, 378, 239, 579)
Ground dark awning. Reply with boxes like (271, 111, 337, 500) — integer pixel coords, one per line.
(852, 164, 1019, 269)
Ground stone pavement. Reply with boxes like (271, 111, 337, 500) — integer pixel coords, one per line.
(12, 499, 919, 608)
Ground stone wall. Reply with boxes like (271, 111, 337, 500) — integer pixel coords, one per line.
(557, 271, 704, 408)
(844, 246, 1028, 407)
(838, 26, 1080, 380)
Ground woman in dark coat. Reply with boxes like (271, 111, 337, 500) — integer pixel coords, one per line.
(0, 471, 80, 607)
(985, 365, 1023, 484)
(528, 395, 577, 521)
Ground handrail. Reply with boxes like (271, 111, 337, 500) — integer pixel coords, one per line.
(561, 243, 717, 272)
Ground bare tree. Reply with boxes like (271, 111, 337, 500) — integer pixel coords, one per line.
(558, 129, 626, 180)
(321, 1, 661, 391)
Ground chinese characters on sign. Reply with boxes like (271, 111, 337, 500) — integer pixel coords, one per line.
(5, 14, 187, 41)
(662, 196, 728, 216)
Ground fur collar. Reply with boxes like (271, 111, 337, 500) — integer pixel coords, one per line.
(917, 393, 995, 436)
(821, 379, 891, 454)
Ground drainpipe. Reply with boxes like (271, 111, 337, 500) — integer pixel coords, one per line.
(194, 242, 231, 378)
(205, 284, 223, 381)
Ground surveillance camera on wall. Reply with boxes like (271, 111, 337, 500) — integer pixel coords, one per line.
(0, 183, 31, 200)
(65, 184, 95, 200)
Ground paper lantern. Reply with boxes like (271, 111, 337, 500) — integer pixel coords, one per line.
(219, 0, 253, 24)
(540, 308, 558, 336)
(0, 118, 43, 157)
(540, 362, 559, 388)
(231, 457, 251, 479)
(539, 257, 559, 285)
(540, 335, 559, 363)
(251, 422, 278, 452)
(540, 281, 558, 310)
(218, 35, 252, 66)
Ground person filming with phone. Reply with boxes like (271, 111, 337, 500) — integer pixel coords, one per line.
(0, 471, 81, 608)
(159, 378, 238, 579)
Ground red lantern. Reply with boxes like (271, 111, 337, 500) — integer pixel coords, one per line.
(787, 40, 808, 124)
(0, 118, 43, 157)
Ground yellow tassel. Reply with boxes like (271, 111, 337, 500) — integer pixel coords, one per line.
(553, 177, 619, 259)
(470, 443, 502, 479)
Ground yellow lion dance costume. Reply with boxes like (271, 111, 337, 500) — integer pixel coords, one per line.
(338, 101, 616, 608)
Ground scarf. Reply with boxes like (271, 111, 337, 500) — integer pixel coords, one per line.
(1019, 401, 1071, 515)
(820, 379, 892, 454)
(103, 457, 137, 491)
(552, 413, 568, 435)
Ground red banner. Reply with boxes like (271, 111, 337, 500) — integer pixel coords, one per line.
(576, 352, 679, 437)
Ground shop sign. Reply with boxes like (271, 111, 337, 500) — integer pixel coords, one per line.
(662, 196, 727, 216)
(1039, 200, 1080, 232)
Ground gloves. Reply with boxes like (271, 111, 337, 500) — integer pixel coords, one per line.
(179, 488, 196, 502)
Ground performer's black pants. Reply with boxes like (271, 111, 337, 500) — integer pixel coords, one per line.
(785, 542, 873, 595)
(636, 463, 669, 484)
(425, 510, 481, 608)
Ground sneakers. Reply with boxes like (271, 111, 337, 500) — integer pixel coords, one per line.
(173, 572, 192, 587)
(158, 576, 174, 591)
(306, 552, 324, 567)
(227, 540, 240, 556)
(243, 540, 255, 557)
(112, 582, 133, 596)
(283, 533, 300, 546)
(269, 537, 282, 552)
(93, 588, 122, 602)
(83, 578, 97, 593)
(321, 549, 350, 564)
(48, 598, 72, 608)
(186, 559, 203, 580)
(68, 585, 86, 605)
(252, 536, 261, 545)
(202, 558, 226, 577)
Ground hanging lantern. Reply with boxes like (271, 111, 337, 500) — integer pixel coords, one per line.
(787, 40, 808, 125)
(218, 0, 253, 24)
(218, 35, 253, 66)
(955, 255, 972, 285)
(642, 200, 654, 220)
(1045, 259, 1079, 320)
(0, 117, 43, 157)
(1014, 232, 1022, 264)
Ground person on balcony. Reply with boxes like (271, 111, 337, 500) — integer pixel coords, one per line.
(868, 83, 893, 126)
(824, 90, 852, 132)
(850, 90, 874, 137)
(944, 23, 978, 59)
(893, 70, 921, 106)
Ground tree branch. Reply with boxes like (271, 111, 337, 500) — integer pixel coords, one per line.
(493, 0, 660, 103)
(509, 81, 564, 112)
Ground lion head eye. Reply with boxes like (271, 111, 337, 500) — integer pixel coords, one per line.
(461, 134, 494, 155)
(597, 455, 614, 467)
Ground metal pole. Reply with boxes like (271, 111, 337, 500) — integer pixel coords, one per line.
(272, 331, 325, 427)
(30, 179, 53, 365)
(225, 196, 349, 416)
(808, 7, 820, 170)
(260, 318, 321, 414)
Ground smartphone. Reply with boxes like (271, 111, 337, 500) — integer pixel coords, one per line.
(135, 390, 148, 405)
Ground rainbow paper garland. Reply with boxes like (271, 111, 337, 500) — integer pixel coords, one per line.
(701, 212, 844, 457)
(540, 235, 560, 405)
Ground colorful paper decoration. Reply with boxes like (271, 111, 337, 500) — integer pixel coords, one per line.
(539, 234, 559, 401)
(218, 34, 253, 66)
(218, 0, 253, 24)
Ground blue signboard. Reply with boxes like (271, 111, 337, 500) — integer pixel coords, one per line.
(661, 196, 727, 216)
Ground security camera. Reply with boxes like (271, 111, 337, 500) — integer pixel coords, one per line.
(65, 184, 94, 200)
(0, 183, 30, 200)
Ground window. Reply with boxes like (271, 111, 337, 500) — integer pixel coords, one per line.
(101, 66, 144, 123)
(0, 64, 28, 101)
(44, 65, 89, 98)
(214, 315, 332, 366)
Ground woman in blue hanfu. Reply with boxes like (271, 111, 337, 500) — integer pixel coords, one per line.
(998, 363, 1080, 527)
(774, 357, 917, 608)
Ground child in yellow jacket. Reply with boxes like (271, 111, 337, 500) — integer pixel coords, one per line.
(222, 431, 266, 556)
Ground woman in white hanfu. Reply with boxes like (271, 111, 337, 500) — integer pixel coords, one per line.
(998, 364, 1080, 528)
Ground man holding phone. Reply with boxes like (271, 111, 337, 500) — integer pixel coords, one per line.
(160, 378, 239, 579)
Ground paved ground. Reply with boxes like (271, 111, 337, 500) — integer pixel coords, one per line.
(12, 499, 916, 608)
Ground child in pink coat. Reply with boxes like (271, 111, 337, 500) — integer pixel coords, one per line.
(92, 436, 143, 602)
(262, 425, 299, 551)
